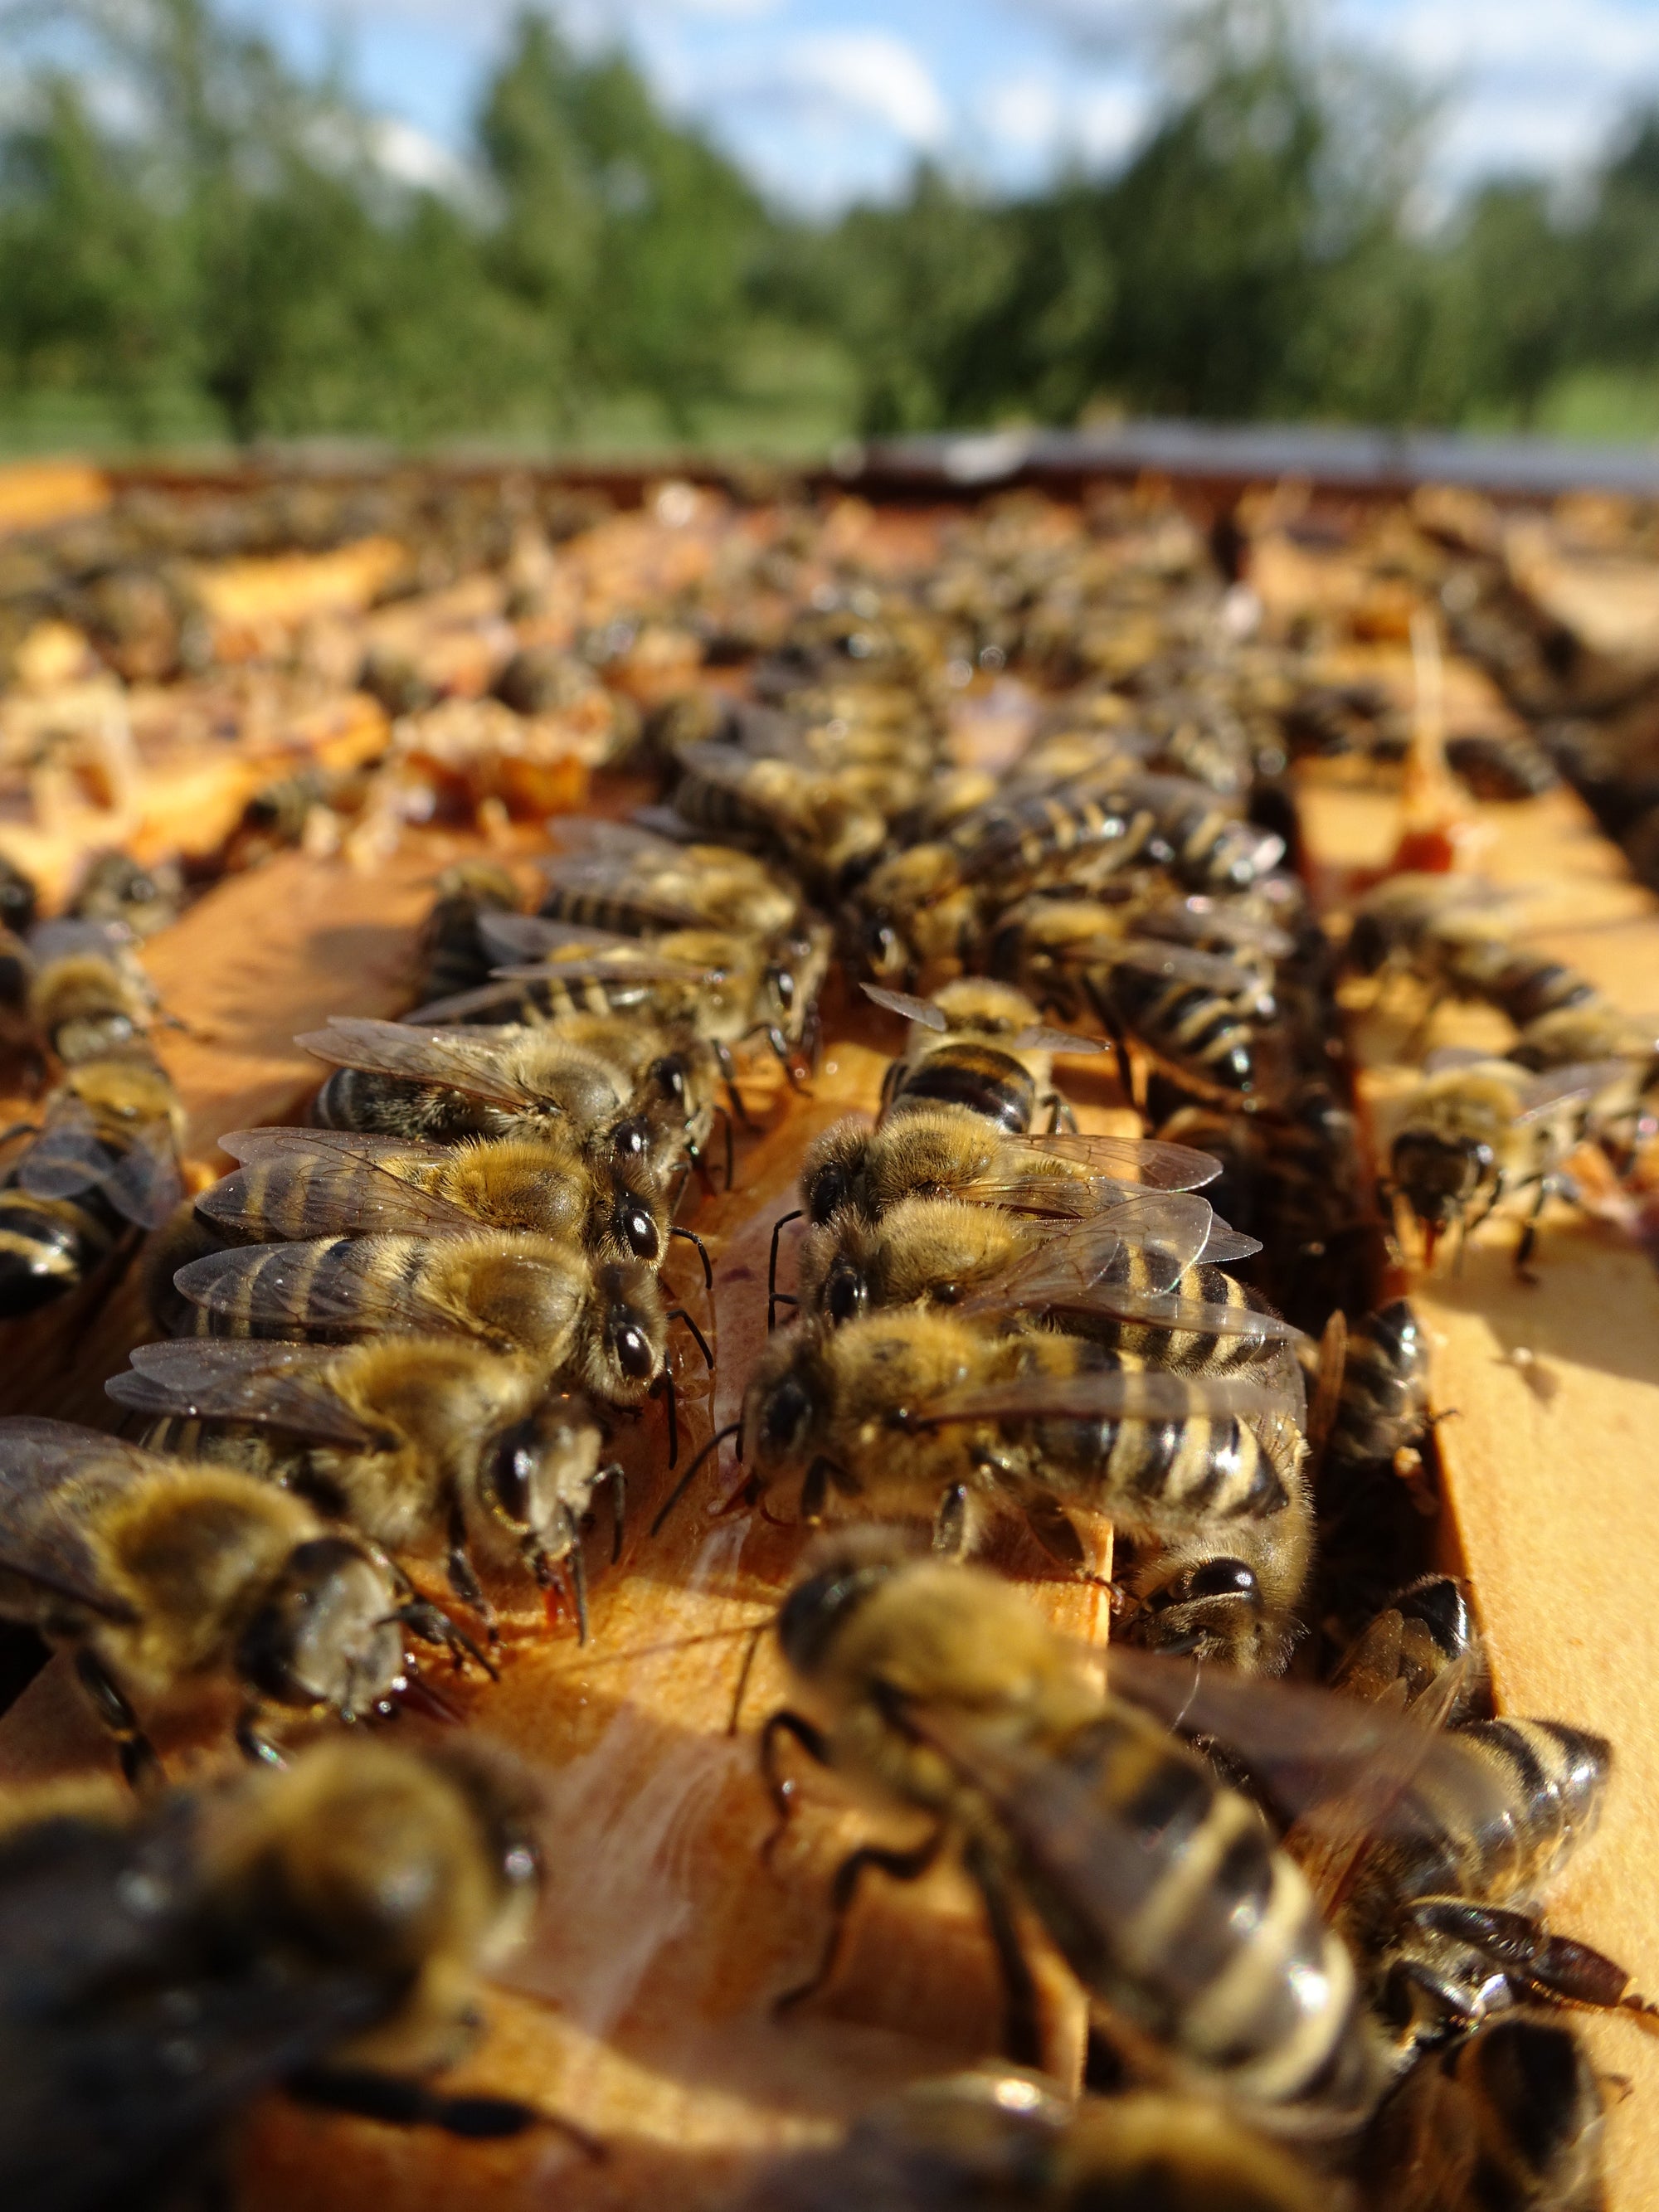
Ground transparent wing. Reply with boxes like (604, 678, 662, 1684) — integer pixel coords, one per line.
(543, 819, 682, 864)
(906, 1366, 1296, 1431)
(1104, 940, 1268, 993)
(1011, 1025, 1112, 1055)
(861, 983, 946, 1031)
(1012, 1131, 1223, 1191)
(1138, 897, 1296, 960)
(203, 1131, 502, 1237)
(26, 917, 133, 965)
(480, 912, 679, 964)
(17, 1101, 182, 1231)
(105, 1341, 379, 1445)
(0, 1418, 170, 1619)
(1514, 1059, 1632, 1123)
(956, 1198, 1208, 1303)
(173, 1240, 458, 1338)
(1196, 1218, 1262, 1263)
(532, 868, 708, 934)
(487, 953, 713, 987)
(295, 1018, 543, 1111)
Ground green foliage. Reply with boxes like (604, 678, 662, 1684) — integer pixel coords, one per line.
(2, 0, 1659, 450)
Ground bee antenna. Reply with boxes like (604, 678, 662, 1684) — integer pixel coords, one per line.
(669, 1224, 714, 1291)
(666, 1307, 715, 1371)
(563, 1508, 590, 1646)
(649, 1420, 742, 1537)
(726, 1617, 768, 1738)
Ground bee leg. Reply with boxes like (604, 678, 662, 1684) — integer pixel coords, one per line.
(286, 2064, 603, 2153)
(563, 1515, 590, 1646)
(774, 1827, 946, 2019)
(667, 1306, 716, 1371)
(397, 1597, 499, 1683)
(73, 1648, 163, 1792)
(598, 1461, 626, 1564)
(759, 1708, 833, 1858)
(653, 1370, 680, 1466)
(1407, 1899, 1659, 2020)
(234, 1707, 289, 1769)
(719, 1105, 737, 1193)
(962, 1833, 1044, 2069)
(932, 1481, 971, 1558)
(715, 1043, 757, 1130)
(444, 1510, 499, 1650)
(669, 1223, 714, 1292)
(769, 1026, 810, 1093)
(1513, 1177, 1553, 1281)
(798, 1455, 845, 1524)
(768, 1207, 803, 1331)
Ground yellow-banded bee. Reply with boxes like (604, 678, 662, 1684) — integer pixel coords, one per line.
(535, 816, 809, 942)
(197, 1124, 673, 1269)
(0, 1417, 475, 1781)
(865, 980, 1107, 1135)
(1345, 877, 1598, 1036)
(66, 852, 183, 940)
(758, 1544, 1383, 2115)
(744, 2069, 1329, 2212)
(663, 741, 902, 898)
(24, 919, 157, 1067)
(1510, 1000, 1659, 1090)
(411, 912, 829, 1099)
(166, 1226, 682, 1408)
(1387, 1053, 1637, 1268)
(418, 858, 524, 1006)
(0, 1738, 586, 2209)
(1323, 1301, 1432, 1477)
(987, 895, 1282, 1102)
(300, 1013, 708, 1187)
(0, 1049, 183, 1317)
(108, 1334, 620, 1641)
(1368, 2012, 1605, 2212)
(704, 1306, 1311, 1671)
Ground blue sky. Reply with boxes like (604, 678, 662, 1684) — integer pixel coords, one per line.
(210, 0, 1659, 211)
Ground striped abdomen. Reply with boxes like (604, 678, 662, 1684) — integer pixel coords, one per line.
(1010, 1704, 1379, 2114)
(0, 1189, 117, 1316)
(312, 1067, 499, 1140)
(955, 790, 1160, 892)
(673, 771, 772, 843)
(1031, 1402, 1290, 1530)
(1350, 1718, 1610, 1921)
(1329, 1300, 1428, 1466)
(1094, 970, 1258, 1097)
(1083, 1252, 1281, 1376)
(885, 1042, 1038, 1135)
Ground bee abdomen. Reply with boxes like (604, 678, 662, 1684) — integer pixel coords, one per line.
(0, 1192, 115, 1315)
(890, 1044, 1037, 1135)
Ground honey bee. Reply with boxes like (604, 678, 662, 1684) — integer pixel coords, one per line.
(535, 817, 808, 942)
(0, 1737, 586, 2208)
(1345, 878, 1598, 1036)
(67, 852, 183, 940)
(300, 1013, 708, 1185)
(1443, 729, 1560, 803)
(411, 912, 829, 1096)
(0, 1050, 183, 1316)
(167, 1226, 679, 1408)
(745, 2069, 1329, 2212)
(1328, 1576, 1486, 1724)
(107, 1335, 620, 1639)
(713, 1305, 1311, 1671)
(0, 1417, 473, 1782)
(1316, 1301, 1432, 1482)
(988, 895, 1282, 1102)
(1368, 2012, 1605, 2212)
(866, 980, 1107, 1135)
(1386, 1055, 1637, 1268)
(664, 741, 900, 898)
(24, 919, 157, 1066)
(1509, 1001, 1659, 1090)
(196, 1123, 672, 1268)
(758, 1542, 1384, 2115)
(851, 771, 1285, 983)
(419, 858, 524, 1005)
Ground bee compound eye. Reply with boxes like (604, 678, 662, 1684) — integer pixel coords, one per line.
(485, 1419, 541, 1525)
(613, 1320, 655, 1381)
(613, 1116, 650, 1162)
(652, 1057, 688, 1106)
(622, 1204, 660, 1259)
(825, 1266, 864, 1325)
(1165, 1558, 1260, 1605)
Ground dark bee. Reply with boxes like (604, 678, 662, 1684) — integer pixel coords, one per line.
(418, 858, 523, 1005)
(1325, 1301, 1431, 1477)
(67, 853, 182, 940)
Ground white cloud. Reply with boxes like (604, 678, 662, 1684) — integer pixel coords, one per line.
(762, 29, 949, 145)
(976, 66, 1146, 175)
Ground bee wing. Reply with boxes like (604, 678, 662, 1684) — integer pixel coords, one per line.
(955, 1198, 1210, 1306)
(1011, 1132, 1224, 1192)
(1422, 1046, 1499, 1075)
(1514, 1059, 1632, 1121)
(544, 818, 679, 863)
(861, 983, 947, 1031)
(100, 1119, 184, 1231)
(678, 741, 766, 794)
(479, 912, 654, 963)
(295, 1018, 543, 1111)
(532, 867, 708, 934)
(1107, 939, 1266, 992)
(105, 1341, 380, 1446)
(1012, 1025, 1112, 1055)
(1096, 1641, 1517, 1869)
(199, 1155, 486, 1238)
(1195, 1218, 1262, 1263)
(0, 1418, 174, 1621)
(488, 953, 713, 986)
(1141, 898, 1296, 958)
(906, 1366, 1295, 1430)
(15, 1098, 118, 1202)
(172, 1241, 453, 1338)
(27, 916, 133, 965)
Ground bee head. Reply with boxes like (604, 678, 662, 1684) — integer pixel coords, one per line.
(821, 1251, 869, 1327)
(606, 1172, 664, 1264)
(746, 1331, 830, 1470)
(776, 1532, 910, 1680)
(236, 1535, 406, 1718)
(1439, 2015, 1603, 2190)
(481, 1398, 604, 1550)
(1391, 1130, 1493, 1227)
(800, 1117, 874, 1226)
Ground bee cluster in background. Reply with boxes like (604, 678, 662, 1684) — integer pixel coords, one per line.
(0, 468, 1655, 2211)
